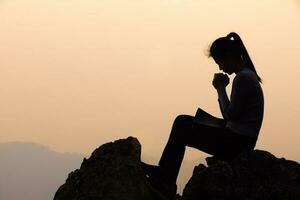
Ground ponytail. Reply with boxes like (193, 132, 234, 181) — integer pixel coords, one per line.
(227, 32, 262, 83)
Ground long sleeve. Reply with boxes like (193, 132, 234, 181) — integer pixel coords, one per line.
(217, 73, 249, 121)
(216, 68, 264, 138)
(217, 88, 230, 120)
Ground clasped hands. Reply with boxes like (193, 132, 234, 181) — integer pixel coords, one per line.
(212, 73, 230, 90)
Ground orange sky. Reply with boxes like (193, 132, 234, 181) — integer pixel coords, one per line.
(0, 0, 300, 162)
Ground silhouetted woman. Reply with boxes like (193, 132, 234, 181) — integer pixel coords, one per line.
(142, 32, 264, 199)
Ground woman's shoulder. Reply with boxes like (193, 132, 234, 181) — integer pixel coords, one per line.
(233, 68, 262, 91)
(235, 68, 259, 83)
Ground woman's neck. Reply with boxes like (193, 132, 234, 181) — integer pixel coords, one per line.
(234, 60, 246, 74)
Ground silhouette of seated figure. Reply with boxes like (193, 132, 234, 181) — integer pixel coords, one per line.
(141, 32, 264, 200)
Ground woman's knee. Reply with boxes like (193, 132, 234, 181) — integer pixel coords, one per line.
(170, 115, 194, 140)
(173, 114, 194, 127)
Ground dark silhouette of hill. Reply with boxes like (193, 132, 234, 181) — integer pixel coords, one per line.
(0, 142, 83, 200)
(54, 137, 300, 200)
(182, 151, 300, 200)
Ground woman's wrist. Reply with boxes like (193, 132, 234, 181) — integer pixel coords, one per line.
(217, 87, 226, 93)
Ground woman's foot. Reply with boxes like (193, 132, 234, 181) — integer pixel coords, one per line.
(141, 161, 177, 200)
(141, 161, 161, 177)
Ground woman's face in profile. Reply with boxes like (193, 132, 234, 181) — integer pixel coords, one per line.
(214, 56, 235, 75)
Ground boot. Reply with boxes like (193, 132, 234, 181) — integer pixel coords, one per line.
(141, 161, 177, 200)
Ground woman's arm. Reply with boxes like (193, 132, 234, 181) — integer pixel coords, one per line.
(217, 88, 230, 120)
(212, 73, 231, 120)
(217, 74, 248, 121)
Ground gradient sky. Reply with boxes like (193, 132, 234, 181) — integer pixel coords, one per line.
(1, 0, 300, 162)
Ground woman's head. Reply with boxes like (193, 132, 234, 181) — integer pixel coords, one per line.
(210, 36, 241, 63)
(209, 32, 262, 82)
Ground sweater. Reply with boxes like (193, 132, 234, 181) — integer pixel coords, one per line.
(217, 67, 264, 138)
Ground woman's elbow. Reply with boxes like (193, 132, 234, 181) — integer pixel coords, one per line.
(225, 110, 240, 121)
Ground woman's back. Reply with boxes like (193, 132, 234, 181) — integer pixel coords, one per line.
(226, 67, 264, 138)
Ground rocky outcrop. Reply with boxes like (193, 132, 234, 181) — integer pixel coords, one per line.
(182, 150, 300, 200)
(54, 137, 167, 200)
(54, 137, 300, 200)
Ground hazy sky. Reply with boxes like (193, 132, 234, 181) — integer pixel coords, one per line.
(1, 0, 300, 162)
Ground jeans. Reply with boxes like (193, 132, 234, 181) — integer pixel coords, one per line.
(158, 114, 256, 183)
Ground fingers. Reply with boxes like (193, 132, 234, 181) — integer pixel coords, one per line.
(213, 73, 230, 89)
(214, 73, 228, 80)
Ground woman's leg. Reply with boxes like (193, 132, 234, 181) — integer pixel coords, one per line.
(158, 114, 254, 183)
(158, 114, 195, 183)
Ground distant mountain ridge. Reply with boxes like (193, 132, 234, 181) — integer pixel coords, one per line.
(0, 142, 83, 200)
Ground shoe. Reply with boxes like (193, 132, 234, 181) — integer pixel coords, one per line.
(141, 161, 161, 177)
(141, 161, 177, 200)
(147, 174, 177, 200)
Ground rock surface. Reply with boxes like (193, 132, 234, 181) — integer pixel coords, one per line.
(54, 137, 300, 200)
(182, 150, 300, 200)
(54, 137, 167, 200)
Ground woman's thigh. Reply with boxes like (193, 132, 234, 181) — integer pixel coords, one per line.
(172, 114, 254, 157)
(185, 123, 246, 157)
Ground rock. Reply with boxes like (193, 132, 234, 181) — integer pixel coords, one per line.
(182, 150, 300, 200)
(54, 137, 168, 200)
(54, 137, 300, 200)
